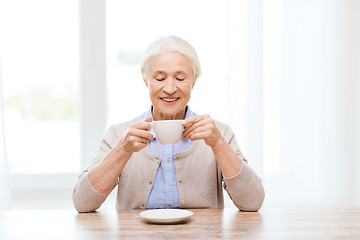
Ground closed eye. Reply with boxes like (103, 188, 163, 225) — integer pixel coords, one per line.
(153, 72, 166, 81)
(175, 72, 186, 81)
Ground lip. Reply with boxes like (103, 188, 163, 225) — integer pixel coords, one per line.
(160, 97, 180, 104)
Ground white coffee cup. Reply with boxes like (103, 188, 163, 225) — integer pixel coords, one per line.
(151, 120, 184, 144)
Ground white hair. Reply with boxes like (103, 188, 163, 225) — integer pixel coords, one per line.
(140, 35, 201, 82)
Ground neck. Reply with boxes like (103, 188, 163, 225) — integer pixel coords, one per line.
(152, 107, 187, 121)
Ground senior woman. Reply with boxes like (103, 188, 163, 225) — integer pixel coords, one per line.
(73, 35, 265, 212)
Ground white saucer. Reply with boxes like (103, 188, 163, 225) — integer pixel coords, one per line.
(139, 209, 194, 224)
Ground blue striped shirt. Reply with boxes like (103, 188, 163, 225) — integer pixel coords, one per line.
(144, 106, 194, 209)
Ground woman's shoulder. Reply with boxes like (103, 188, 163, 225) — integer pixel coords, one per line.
(213, 119, 235, 142)
(213, 119, 230, 130)
(205, 117, 230, 134)
(106, 115, 143, 138)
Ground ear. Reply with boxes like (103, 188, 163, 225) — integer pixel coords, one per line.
(142, 72, 149, 87)
(191, 79, 196, 89)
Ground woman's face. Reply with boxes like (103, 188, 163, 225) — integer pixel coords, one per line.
(143, 51, 195, 120)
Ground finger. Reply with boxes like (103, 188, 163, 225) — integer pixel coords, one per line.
(137, 136, 148, 144)
(132, 120, 152, 131)
(183, 115, 213, 133)
(183, 124, 209, 141)
(188, 131, 208, 141)
(183, 123, 200, 140)
(129, 137, 150, 152)
(183, 115, 204, 127)
(138, 132, 153, 142)
(130, 135, 151, 146)
(182, 119, 208, 139)
(182, 124, 195, 140)
(144, 116, 153, 122)
(120, 132, 151, 154)
(137, 129, 154, 141)
(127, 128, 153, 141)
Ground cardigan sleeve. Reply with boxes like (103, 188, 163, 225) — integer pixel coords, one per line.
(223, 162, 265, 211)
(72, 172, 109, 212)
(221, 124, 265, 211)
(72, 125, 118, 213)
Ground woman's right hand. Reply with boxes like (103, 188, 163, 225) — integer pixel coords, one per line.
(116, 116, 153, 156)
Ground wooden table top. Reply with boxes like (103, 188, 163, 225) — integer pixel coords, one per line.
(0, 207, 359, 239)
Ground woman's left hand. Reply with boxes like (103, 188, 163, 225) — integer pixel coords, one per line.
(182, 115, 223, 148)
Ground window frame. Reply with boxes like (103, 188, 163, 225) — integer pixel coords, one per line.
(8, 0, 107, 192)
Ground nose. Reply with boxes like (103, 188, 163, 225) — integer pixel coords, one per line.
(163, 78, 177, 94)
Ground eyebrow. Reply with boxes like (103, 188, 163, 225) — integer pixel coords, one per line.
(174, 71, 186, 75)
(153, 71, 166, 76)
(152, 70, 188, 77)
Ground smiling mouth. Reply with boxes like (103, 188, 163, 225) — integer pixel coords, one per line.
(161, 97, 179, 102)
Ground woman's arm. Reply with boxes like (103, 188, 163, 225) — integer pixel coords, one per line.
(87, 146, 132, 194)
(182, 115, 241, 178)
(183, 115, 264, 211)
(89, 116, 153, 193)
(72, 116, 153, 212)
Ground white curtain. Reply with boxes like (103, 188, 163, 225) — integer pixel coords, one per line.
(228, 0, 360, 207)
(0, 59, 10, 209)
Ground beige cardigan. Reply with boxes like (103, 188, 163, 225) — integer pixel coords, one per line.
(72, 116, 265, 212)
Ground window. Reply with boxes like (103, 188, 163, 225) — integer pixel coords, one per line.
(0, 0, 80, 173)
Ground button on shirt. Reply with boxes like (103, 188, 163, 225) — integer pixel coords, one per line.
(145, 106, 194, 209)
